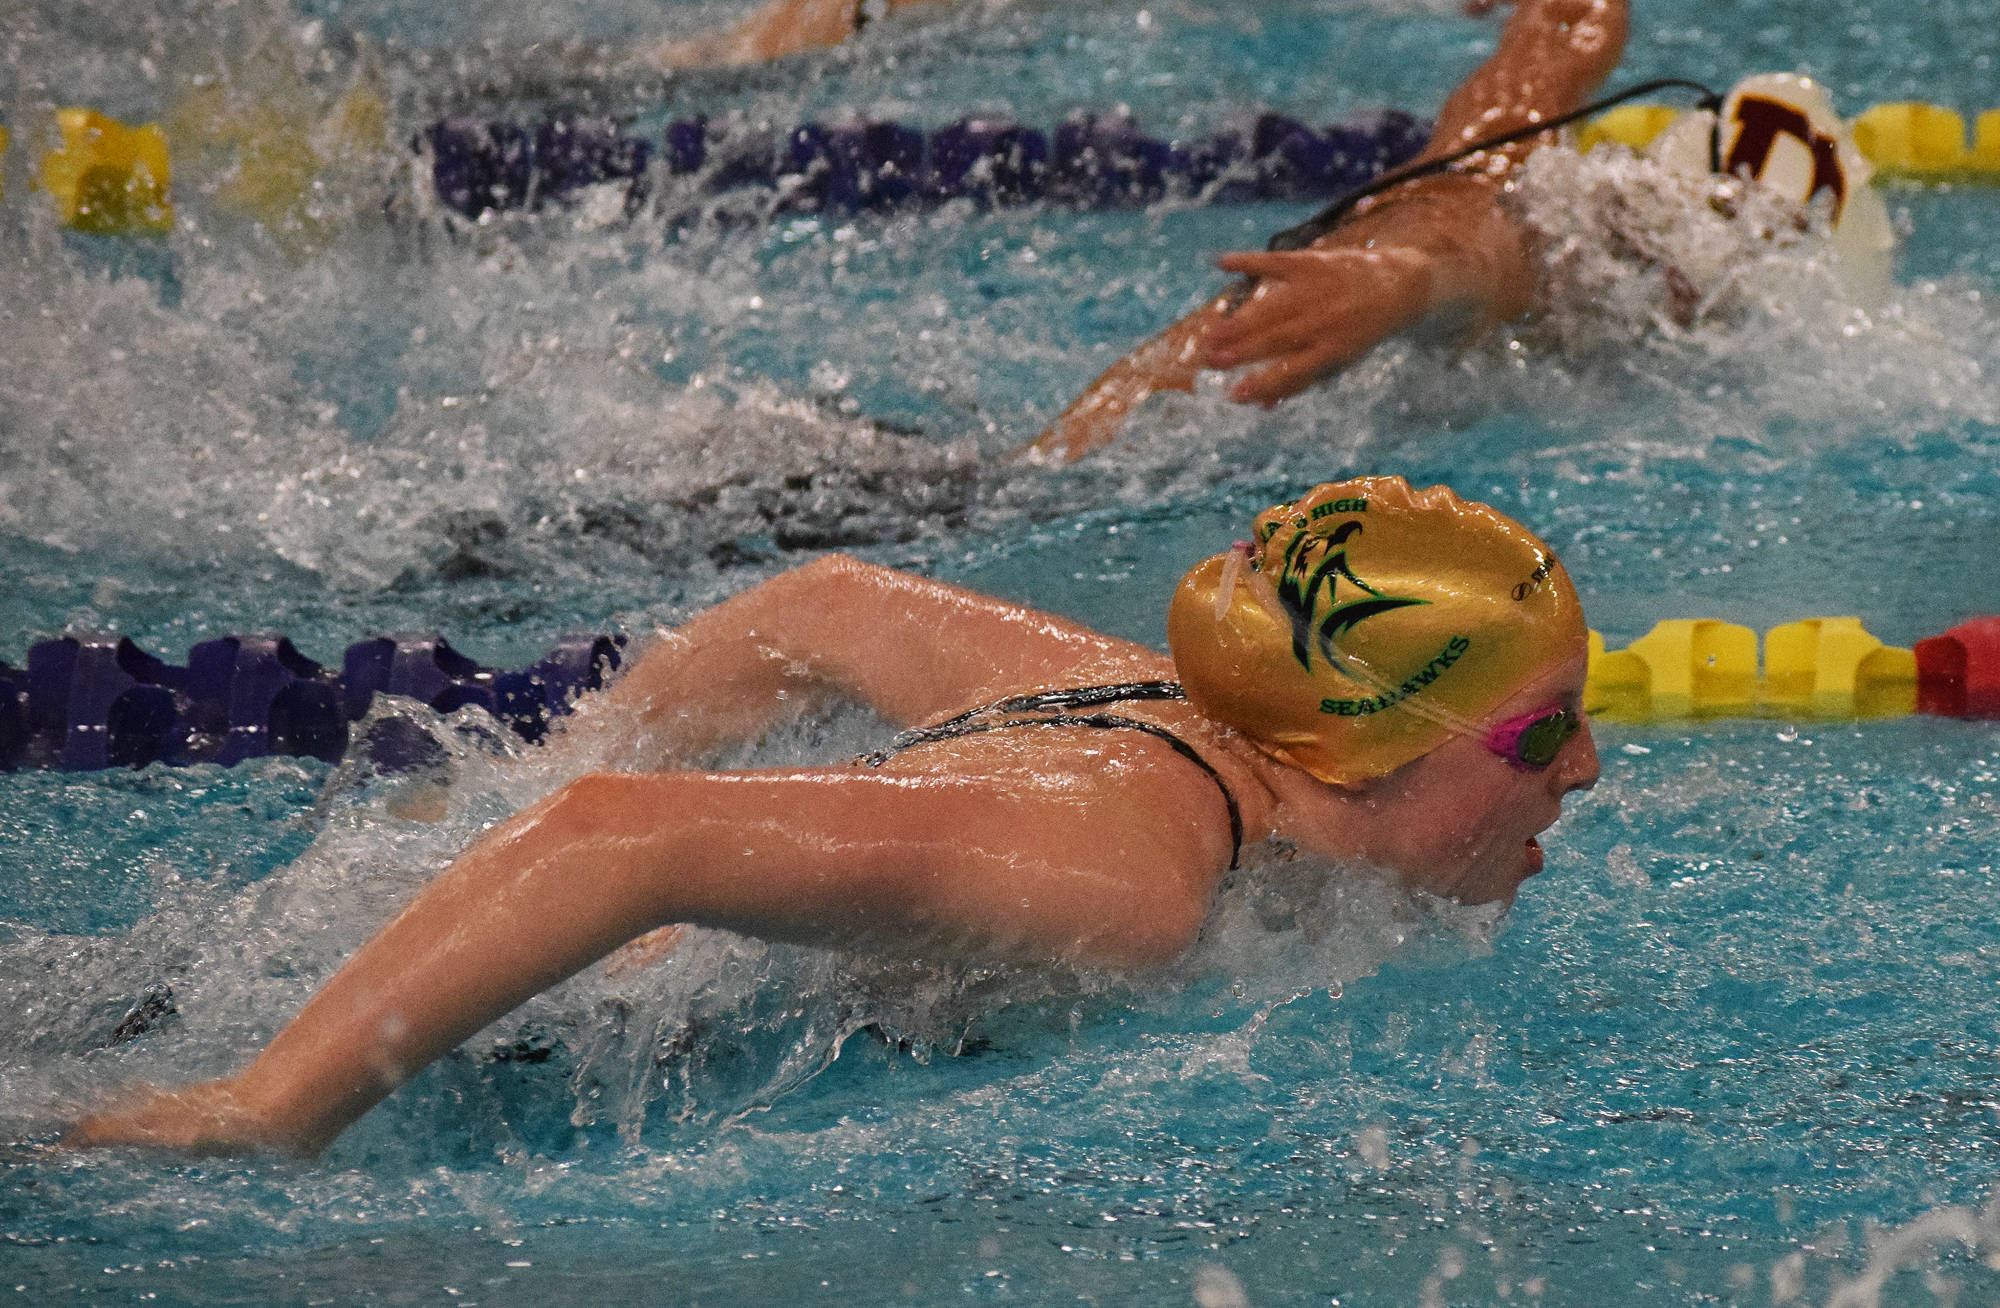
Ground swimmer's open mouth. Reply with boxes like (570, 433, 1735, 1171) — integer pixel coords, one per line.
(1525, 837, 1545, 875)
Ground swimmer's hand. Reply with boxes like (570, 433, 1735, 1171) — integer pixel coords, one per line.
(1026, 242, 1451, 455)
(1198, 173, 1537, 407)
(65, 1079, 316, 1158)
(651, 0, 949, 68)
(1197, 247, 1441, 406)
(1024, 314, 1209, 462)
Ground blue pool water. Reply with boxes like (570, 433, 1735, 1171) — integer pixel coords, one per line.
(4, 0, 2000, 1303)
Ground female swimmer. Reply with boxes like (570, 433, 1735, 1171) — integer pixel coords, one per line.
(68, 476, 1599, 1158)
(652, 0, 1627, 453)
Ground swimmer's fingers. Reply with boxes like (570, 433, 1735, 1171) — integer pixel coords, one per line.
(1227, 339, 1374, 406)
(1202, 285, 1338, 370)
(1224, 296, 1426, 404)
(1202, 247, 1436, 402)
(1213, 307, 1410, 404)
(1212, 250, 1325, 281)
(1202, 251, 1379, 369)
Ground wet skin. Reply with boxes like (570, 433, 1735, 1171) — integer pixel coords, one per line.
(63, 556, 1596, 1157)
(1325, 654, 1599, 906)
(1032, 0, 1630, 460)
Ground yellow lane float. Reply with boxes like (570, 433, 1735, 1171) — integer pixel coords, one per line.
(1583, 98, 2000, 180)
(1587, 619, 1758, 721)
(1762, 617, 1917, 719)
(1574, 103, 1682, 154)
(1850, 103, 2000, 178)
(1586, 618, 1920, 723)
(37, 108, 175, 235)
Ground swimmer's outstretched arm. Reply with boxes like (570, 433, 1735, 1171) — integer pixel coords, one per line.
(585, 553, 1152, 767)
(1029, 0, 1627, 460)
(65, 556, 1229, 1156)
(67, 754, 1225, 1157)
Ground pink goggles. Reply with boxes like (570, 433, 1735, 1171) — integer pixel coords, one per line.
(1485, 704, 1584, 771)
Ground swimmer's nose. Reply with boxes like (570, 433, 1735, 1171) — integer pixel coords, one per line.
(1552, 718, 1601, 797)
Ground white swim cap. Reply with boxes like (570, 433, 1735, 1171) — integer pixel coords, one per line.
(1648, 73, 1895, 299)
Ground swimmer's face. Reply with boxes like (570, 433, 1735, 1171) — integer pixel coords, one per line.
(1272, 650, 1599, 905)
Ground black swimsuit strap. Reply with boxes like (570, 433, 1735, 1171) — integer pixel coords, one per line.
(859, 684, 1243, 870)
(889, 680, 1189, 746)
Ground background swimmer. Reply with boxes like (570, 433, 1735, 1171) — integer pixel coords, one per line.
(1034, 0, 1629, 459)
(650, 0, 948, 68)
(66, 476, 1599, 1158)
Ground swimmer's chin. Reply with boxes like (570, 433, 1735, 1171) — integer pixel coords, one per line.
(1501, 836, 1550, 903)
(1488, 836, 1548, 904)
(1445, 838, 1545, 910)
(1486, 837, 1547, 907)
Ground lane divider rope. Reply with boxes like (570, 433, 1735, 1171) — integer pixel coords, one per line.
(0, 615, 1992, 773)
(0, 632, 624, 772)
(1585, 615, 2000, 723)
(8, 98, 1996, 238)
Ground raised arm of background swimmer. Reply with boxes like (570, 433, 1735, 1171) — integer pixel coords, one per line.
(650, 0, 948, 68)
(1029, 0, 1627, 460)
(583, 553, 1148, 766)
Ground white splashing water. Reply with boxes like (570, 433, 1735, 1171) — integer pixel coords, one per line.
(1501, 145, 1999, 451)
(7, 54, 2000, 599)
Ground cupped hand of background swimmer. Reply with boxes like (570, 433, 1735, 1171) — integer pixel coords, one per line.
(1198, 247, 1436, 406)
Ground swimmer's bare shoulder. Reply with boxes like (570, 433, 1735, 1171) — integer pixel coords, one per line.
(63, 558, 1242, 1158)
(592, 552, 1174, 765)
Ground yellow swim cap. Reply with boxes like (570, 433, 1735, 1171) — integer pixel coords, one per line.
(1167, 477, 1585, 786)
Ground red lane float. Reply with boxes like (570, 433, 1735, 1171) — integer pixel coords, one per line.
(1916, 617, 2000, 719)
